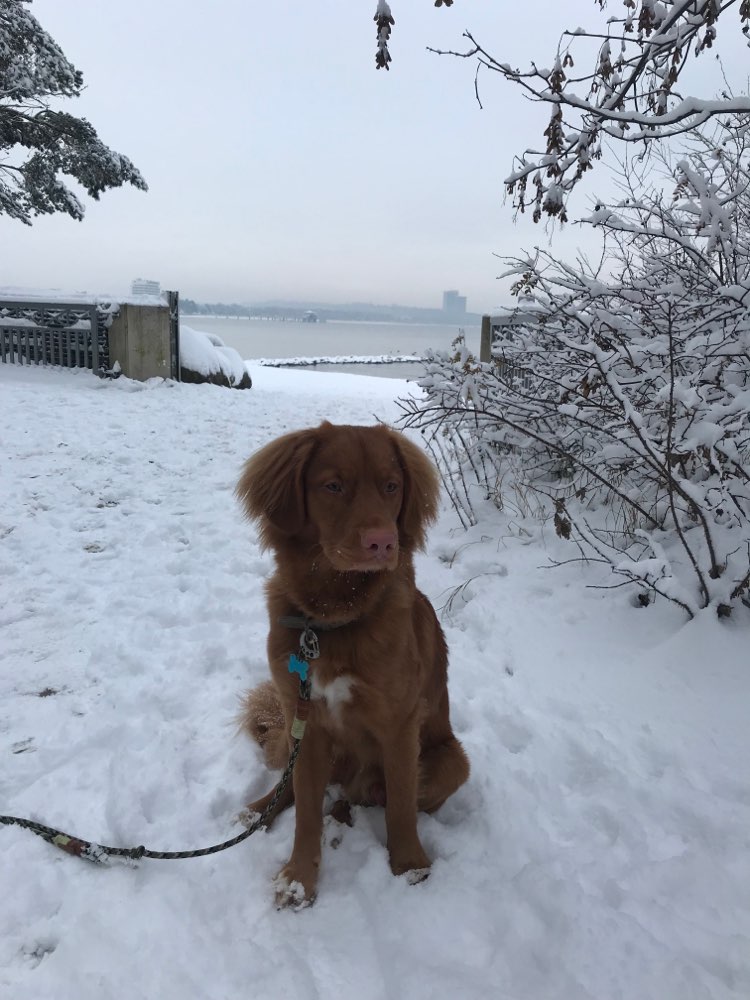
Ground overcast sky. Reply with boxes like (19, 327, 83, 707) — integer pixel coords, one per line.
(2, 1, 746, 312)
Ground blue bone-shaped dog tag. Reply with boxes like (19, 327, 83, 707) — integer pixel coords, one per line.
(288, 653, 309, 682)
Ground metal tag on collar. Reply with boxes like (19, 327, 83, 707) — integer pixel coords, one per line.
(300, 626, 320, 662)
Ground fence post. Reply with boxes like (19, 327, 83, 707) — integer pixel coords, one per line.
(167, 290, 181, 381)
(480, 314, 492, 362)
(89, 305, 100, 372)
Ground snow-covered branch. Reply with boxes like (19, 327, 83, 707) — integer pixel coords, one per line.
(431, 0, 750, 221)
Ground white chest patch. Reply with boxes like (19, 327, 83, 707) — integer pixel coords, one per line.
(310, 675, 355, 724)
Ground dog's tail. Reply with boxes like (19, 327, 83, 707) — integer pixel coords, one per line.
(239, 681, 288, 770)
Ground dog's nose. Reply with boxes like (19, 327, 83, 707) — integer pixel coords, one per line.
(360, 528, 398, 557)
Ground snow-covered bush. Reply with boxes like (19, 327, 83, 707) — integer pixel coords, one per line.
(401, 121, 750, 617)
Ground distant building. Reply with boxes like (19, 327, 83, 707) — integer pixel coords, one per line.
(131, 278, 161, 296)
(442, 289, 467, 317)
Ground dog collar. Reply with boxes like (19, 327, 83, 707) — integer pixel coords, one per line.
(278, 615, 349, 632)
(279, 615, 351, 687)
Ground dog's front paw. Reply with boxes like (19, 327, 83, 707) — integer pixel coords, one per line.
(404, 866, 431, 885)
(273, 864, 318, 910)
(389, 845, 431, 882)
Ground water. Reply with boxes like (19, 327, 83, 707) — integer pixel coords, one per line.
(182, 316, 478, 380)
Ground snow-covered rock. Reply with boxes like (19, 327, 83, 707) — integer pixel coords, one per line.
(179, 325, 252, 389)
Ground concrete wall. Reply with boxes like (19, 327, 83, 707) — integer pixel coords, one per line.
(108, 304, 171, 380)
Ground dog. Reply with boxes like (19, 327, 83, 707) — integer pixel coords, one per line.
(236, 422, 469, 908)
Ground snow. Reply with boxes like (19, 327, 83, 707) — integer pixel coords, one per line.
(0, 286, 165, 309)
(1, 362, 748, 1000)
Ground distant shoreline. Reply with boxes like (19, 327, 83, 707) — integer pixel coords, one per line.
(182, 313, 478, 328)
(253, 354, 424, 367)
(181, 314, 480, 372)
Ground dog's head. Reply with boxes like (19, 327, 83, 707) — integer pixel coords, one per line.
(236, 422, 440, 571)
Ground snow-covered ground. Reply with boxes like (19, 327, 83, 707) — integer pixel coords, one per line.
(1, 361, 748, 1000)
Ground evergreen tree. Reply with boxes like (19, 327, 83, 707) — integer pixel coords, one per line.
(0, 0, 146, 225)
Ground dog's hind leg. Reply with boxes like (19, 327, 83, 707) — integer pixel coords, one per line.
(418, 735, 470, 814)
(238, 680, 295, 828)
(240, 778, 294, 830)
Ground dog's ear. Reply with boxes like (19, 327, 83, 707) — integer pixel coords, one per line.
(236, 428, 319, 542)
(388, 429, 440, 551)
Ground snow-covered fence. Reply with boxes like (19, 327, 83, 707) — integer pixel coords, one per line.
(478, 311, 536, 387)
(479, 309, 546, 364)
(0, 291, 182, 381)
(0, 299, 109, 371)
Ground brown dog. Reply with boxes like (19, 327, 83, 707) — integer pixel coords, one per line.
(236, 422, 469, 908)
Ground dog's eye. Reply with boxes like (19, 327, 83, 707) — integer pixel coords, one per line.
(385, 481, 400, 494)
(325, 481, 343, 494)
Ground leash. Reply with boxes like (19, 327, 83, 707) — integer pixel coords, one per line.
(0, 730, 305, 864)
(1, 622, 321, 866)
